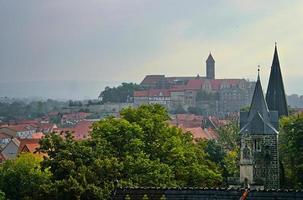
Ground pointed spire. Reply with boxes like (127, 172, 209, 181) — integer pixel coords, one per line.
(257, 65, 260, 80)
(248, 68, 270, 121)
(266, 44, 288, 117)
(206, 52, 215, 63)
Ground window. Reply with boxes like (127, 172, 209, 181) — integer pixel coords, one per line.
(254, 139, 261, 152)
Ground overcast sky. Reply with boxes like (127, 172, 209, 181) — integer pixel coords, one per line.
(0, 0, 303, 97)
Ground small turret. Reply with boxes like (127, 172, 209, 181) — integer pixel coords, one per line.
(206, 53, 215, 79)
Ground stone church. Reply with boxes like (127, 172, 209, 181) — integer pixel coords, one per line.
(112, 45, 303, 199)
(239, 44, 288, 189)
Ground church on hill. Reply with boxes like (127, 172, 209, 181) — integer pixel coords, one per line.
(134, 53, 255, 115)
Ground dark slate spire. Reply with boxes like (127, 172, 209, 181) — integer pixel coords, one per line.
(266, 44, 288, 117)
(206, 52, 215, 63)
(248, 69, 270, 122)
(239, 69, 277, 135)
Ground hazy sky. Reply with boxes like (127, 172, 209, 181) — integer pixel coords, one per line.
(1, 0, 303, 96)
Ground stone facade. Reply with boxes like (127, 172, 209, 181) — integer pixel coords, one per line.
(239, 72, 280, 189)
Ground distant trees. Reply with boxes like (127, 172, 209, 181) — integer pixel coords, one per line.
(279, 113, 303, 189)
(0, 99, 66, 121)
(68, 100, 83, 107)
(99, 82, 143, 103)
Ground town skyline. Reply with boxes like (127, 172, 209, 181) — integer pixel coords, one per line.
(1, 0, 303, 98)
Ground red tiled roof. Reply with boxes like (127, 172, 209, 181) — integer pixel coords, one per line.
(134, 90, 148, 97)
(170, 114, 203, 128)
(22, 143, 40, 153)
(73, 121, 93, 140)
(4, 124, 36, 132)
(62, 112, 91, 120)
(17, 120, 39, 126)
(54, 121, 93, 140)
(148, 89, 170, 97)
(209, 79, 221, 90)
(140, 75, 165, 85)
(186, 79, 203, 90)
(134, 89, 170, 97)
(170, 85, 186, 92)
(183, 127, 218, 140)
(31, 132, 44, 139)
(18, 138, 40, 154)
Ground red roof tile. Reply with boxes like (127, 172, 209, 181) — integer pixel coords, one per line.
(186, 79, 203, 90)
(183, 127, 218, 140)
(31, 132, 44, 139)
(73, 121, 93, 140)
(140, 75, 165, 85)
(18, 138, 40, 154)
(134, 89, 170, 97)
(4, 124, 36, 132)
(134, 90, 148, 97)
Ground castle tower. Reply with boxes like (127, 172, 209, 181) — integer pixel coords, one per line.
(266, 44, 288, 117)
(239, 69, 280, 189)
(206, 53, 215, 79)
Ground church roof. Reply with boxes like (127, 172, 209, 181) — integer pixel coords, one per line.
(248, 73, 270, 121)
(206, 53, 215, 63)
(266, 44, 288, 117)
(240, 71, 277, 135)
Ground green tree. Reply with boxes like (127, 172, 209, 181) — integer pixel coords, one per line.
(217, 122, 240, 152)
(0, 153, 51, 200)
(0, 191, 5, 200)
(99, 82, 143, 103)
(142, 194, 149, 200)
(38, 105, 223, 199)
(280, 113, 303, 189)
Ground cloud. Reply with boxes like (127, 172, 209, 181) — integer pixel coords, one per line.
(0, 0, 302, 95)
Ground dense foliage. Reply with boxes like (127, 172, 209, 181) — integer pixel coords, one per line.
(0, 153, 51, 200)
(279, 113, 303, 189)
(99, 82, 143, 103)
(0, 105, 245, 199)
(35, 104, 222, 199)
(204, 122, 240, 185)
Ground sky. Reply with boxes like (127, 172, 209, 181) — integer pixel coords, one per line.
(0, 0, 303, 99)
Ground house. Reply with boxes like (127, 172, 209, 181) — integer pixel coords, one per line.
(61, 112, 91, 125)
(133, 89, 171, 106)
(18, 138, 41, 154)
(0, 127, 17, 148)
(0, 138, 20, 161)
(54, 120, 94, 140)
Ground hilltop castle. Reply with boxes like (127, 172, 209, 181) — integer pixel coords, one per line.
(134, 53, 255, 115)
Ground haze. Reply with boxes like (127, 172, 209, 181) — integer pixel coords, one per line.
(1, 0, 302, 99)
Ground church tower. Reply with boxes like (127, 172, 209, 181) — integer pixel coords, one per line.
(206, 53, 215, 79)
(239, 69, 280, 189)
(266, 44, 288, 118)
